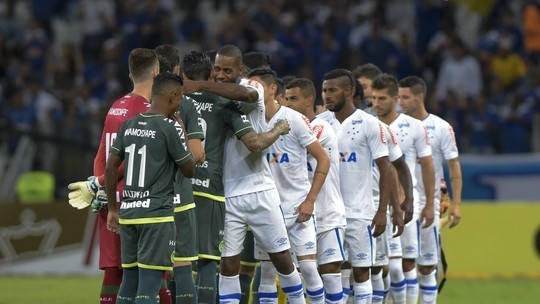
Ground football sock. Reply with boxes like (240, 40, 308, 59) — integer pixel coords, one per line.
(418, 270, 437, 304)
(389, 259, 405, 304)
(404, 269, 419, 304)
(137, 269, 166, 304)
(298, 260, 324, 304)
(239, 273, 253, 304)
(341, 268, 352, 303)
(321, 273, 343, 304)
(158, 278, 172, 304)
(174, 265, 197, 304)
(197, 259, 218, 304)
(219, 274, 241, 304)
(383, 273, 391, 304)
(100, 267, 122, 304)
(353, 280, 372, 304)
(371, 271, 384, 304)
(277, 268, 305, 304)
(251, 265, 262, 303)
(259, 261, 278, 304)
(117, 268, 138, 304)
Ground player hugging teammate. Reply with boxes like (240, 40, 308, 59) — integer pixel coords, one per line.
(67, 45, 462, 304)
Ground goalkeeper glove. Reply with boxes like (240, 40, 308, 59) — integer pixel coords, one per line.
(67, 176, 100, 209)
(91, 186, 108, 213)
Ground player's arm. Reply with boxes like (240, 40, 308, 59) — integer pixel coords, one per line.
(166, 119, 196, 178)
(446, 157, 462, 228)
(104, 152, 122, 234)
(391, 157, 414, 224)
(373, 156, 392, 237)
(418, 155, 435, 227)
(183, 79, 259, 102)
(384, 165, 404, 237)
(240, 120, 291, 152)
(295, 141, 330, 223)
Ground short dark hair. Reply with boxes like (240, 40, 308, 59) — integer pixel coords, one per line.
(276, 78, 285, 97)
(151, 72, 183, 98)
(248, 67, 277, 86)
(217, 45, 243, 62)
(372, 73, 399, 97)
(155, 45, 179, 74)
(352, 63, 382, 80)
(243, 52, 271, 71)
(181, 51, 212, 81)
(129, 48, 158, 83)
(281, 75, 296, 87)
(286, 78, 316, 98)
(354, 79, 364, 101)
(206, 50, 217, 64)
(323, 68, 355, 88)
(399, 76, 427, 96)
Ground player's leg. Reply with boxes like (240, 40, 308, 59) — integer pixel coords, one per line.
(372, 218, 391, 304)
(317, 227, 346, 304)
(401, 219, 420, 304)
(254, 244, 278, 304)
(117, 224, 139, 304)
(136, 222, 176, 303)
(250, 264, 262, 303)
(239, 229, 257, 304)
(173, 207, 198, 304)
(417, 217, 440, 304)
(98, 211, 123, 304)
(195, 196, 225, 303)
(347, 218, 375, 304)
(291, 217, 324, 304)
(248, 189, 305, 304)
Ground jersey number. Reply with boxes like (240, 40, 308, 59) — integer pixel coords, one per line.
(125, 144, 147, 187)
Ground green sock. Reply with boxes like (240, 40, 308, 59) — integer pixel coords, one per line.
(174, 265, 197, 304)
(251, 265, 261, 304)
(117, 268, 138, 304)
(197, 259, 217, 303)
(135, 268, 164, 304)
(239, 273, 253, 304)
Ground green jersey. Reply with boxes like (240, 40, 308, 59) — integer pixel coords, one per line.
(187, 92, 254, 201)
(111, 113, 191, 224)
(173, 96, 204, 210)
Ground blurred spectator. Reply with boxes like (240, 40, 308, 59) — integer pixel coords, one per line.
(20, 16, 49, 77)
(522, 1, 540, 65)
(490, 35, 527, 90)
(359, 21, 397, 72)
(497, 92, 535, 153)
(465, 95, 498, 154)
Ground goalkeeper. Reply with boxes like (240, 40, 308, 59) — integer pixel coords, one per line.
(67, 48, 172, 304)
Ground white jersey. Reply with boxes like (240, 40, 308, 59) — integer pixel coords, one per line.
(223, 79, 276, 197)
(267, 106, 317, 216)
(308, 117, 347, 232)
(388, 114, 432, 210)
(321, 109, 389, 220)
(416, 114, 459, 213)
(372, 123, 403, 208)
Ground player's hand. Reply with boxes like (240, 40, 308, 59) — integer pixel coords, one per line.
(391, 209, 404, 237)
(401, 197, 414, 225)
(182, 79, 202, 94)
(67, 176, 100, 209)
(314, 105, 326, 115)
(448, 203, 461, 229)
(274, 119, 291, 135)
(419, 204, 435, 228)
(107, 210, 120, 234)
(90, 186, 108, 213)
(294, 199, 314, 223)
(439, 179, 450, 216)
(371, 210, 387, 237)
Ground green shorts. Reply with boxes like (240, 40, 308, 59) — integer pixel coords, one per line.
(240, 228, 258, 267)
(194, 196, 225, 260)
(120, 222, 175, 271)
(174, 204, 198, 262)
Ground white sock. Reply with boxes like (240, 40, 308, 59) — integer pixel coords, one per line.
(219, 274, 241, 304)
(353, 280, 372, 304)
(389, 259, 405, 304)
(383, 273, 391, 304)
(259, 261, 278, 304)
(404, 269, 418, 304)
(277, 268, 305, 304)
(371, 271, 384, 303)
(298, 260, 324, 304)
(418, 270, 437, 304)
(321, 273, 343, 304)
(341, 268, 352, 303)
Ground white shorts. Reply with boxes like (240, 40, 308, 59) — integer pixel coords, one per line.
(373, 215, 391, 267)
(255, 215, 317, 260)
(343, 218, 375, 268)
(417, 217, 440, 266)
(317, 227, 346, 265)
(389, 215, 420, 259)
(222, 189, 290, 257)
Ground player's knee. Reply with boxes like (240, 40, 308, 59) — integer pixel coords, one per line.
(402, 258, 416, 271)
(220, 255, 241, 276)
(371, 266, 383, 275)
(318, 261, 341, 275)
(268, 250, 294, 274)
(352, 267, 370, 283)
(417, 264, 435, 275)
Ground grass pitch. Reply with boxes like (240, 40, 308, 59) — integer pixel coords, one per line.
(0, 276, 539, 303)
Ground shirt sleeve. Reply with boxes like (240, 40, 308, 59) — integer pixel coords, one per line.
(367, 121, 390, 160)
(440, 122, 459, 160)
(180, 96, 205, 140)
(163, 119, 192, 165)
(385, 125, 403, 162)
(293, 113, 317, 148)
(311, 120, 329, 147)
(110, 123, 125, 159)
(235, 78, 264, 114)
(225, 103, 254, 139)
(414, 120, 432, 158)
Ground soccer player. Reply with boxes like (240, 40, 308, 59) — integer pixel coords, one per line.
(67, 48, 172, 304)
(156, 45, 205, 304)
(352, 63, 382, 111)
(105, 72, 196, 304)
(248, 69, 329, 304)
(320, 68, 392, 304)
(399, 76, 462, 304)
(371, 74, 435, 304)
(284, 77, 348, 304)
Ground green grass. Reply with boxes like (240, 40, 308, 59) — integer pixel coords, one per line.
(0, 276, 538, 303)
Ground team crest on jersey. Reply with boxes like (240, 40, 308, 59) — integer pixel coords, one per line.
(398, 122, 410, 128)
(339, 152, 357, 162)
(352, 119, 363, 125)
(267, 152, 290, 163)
